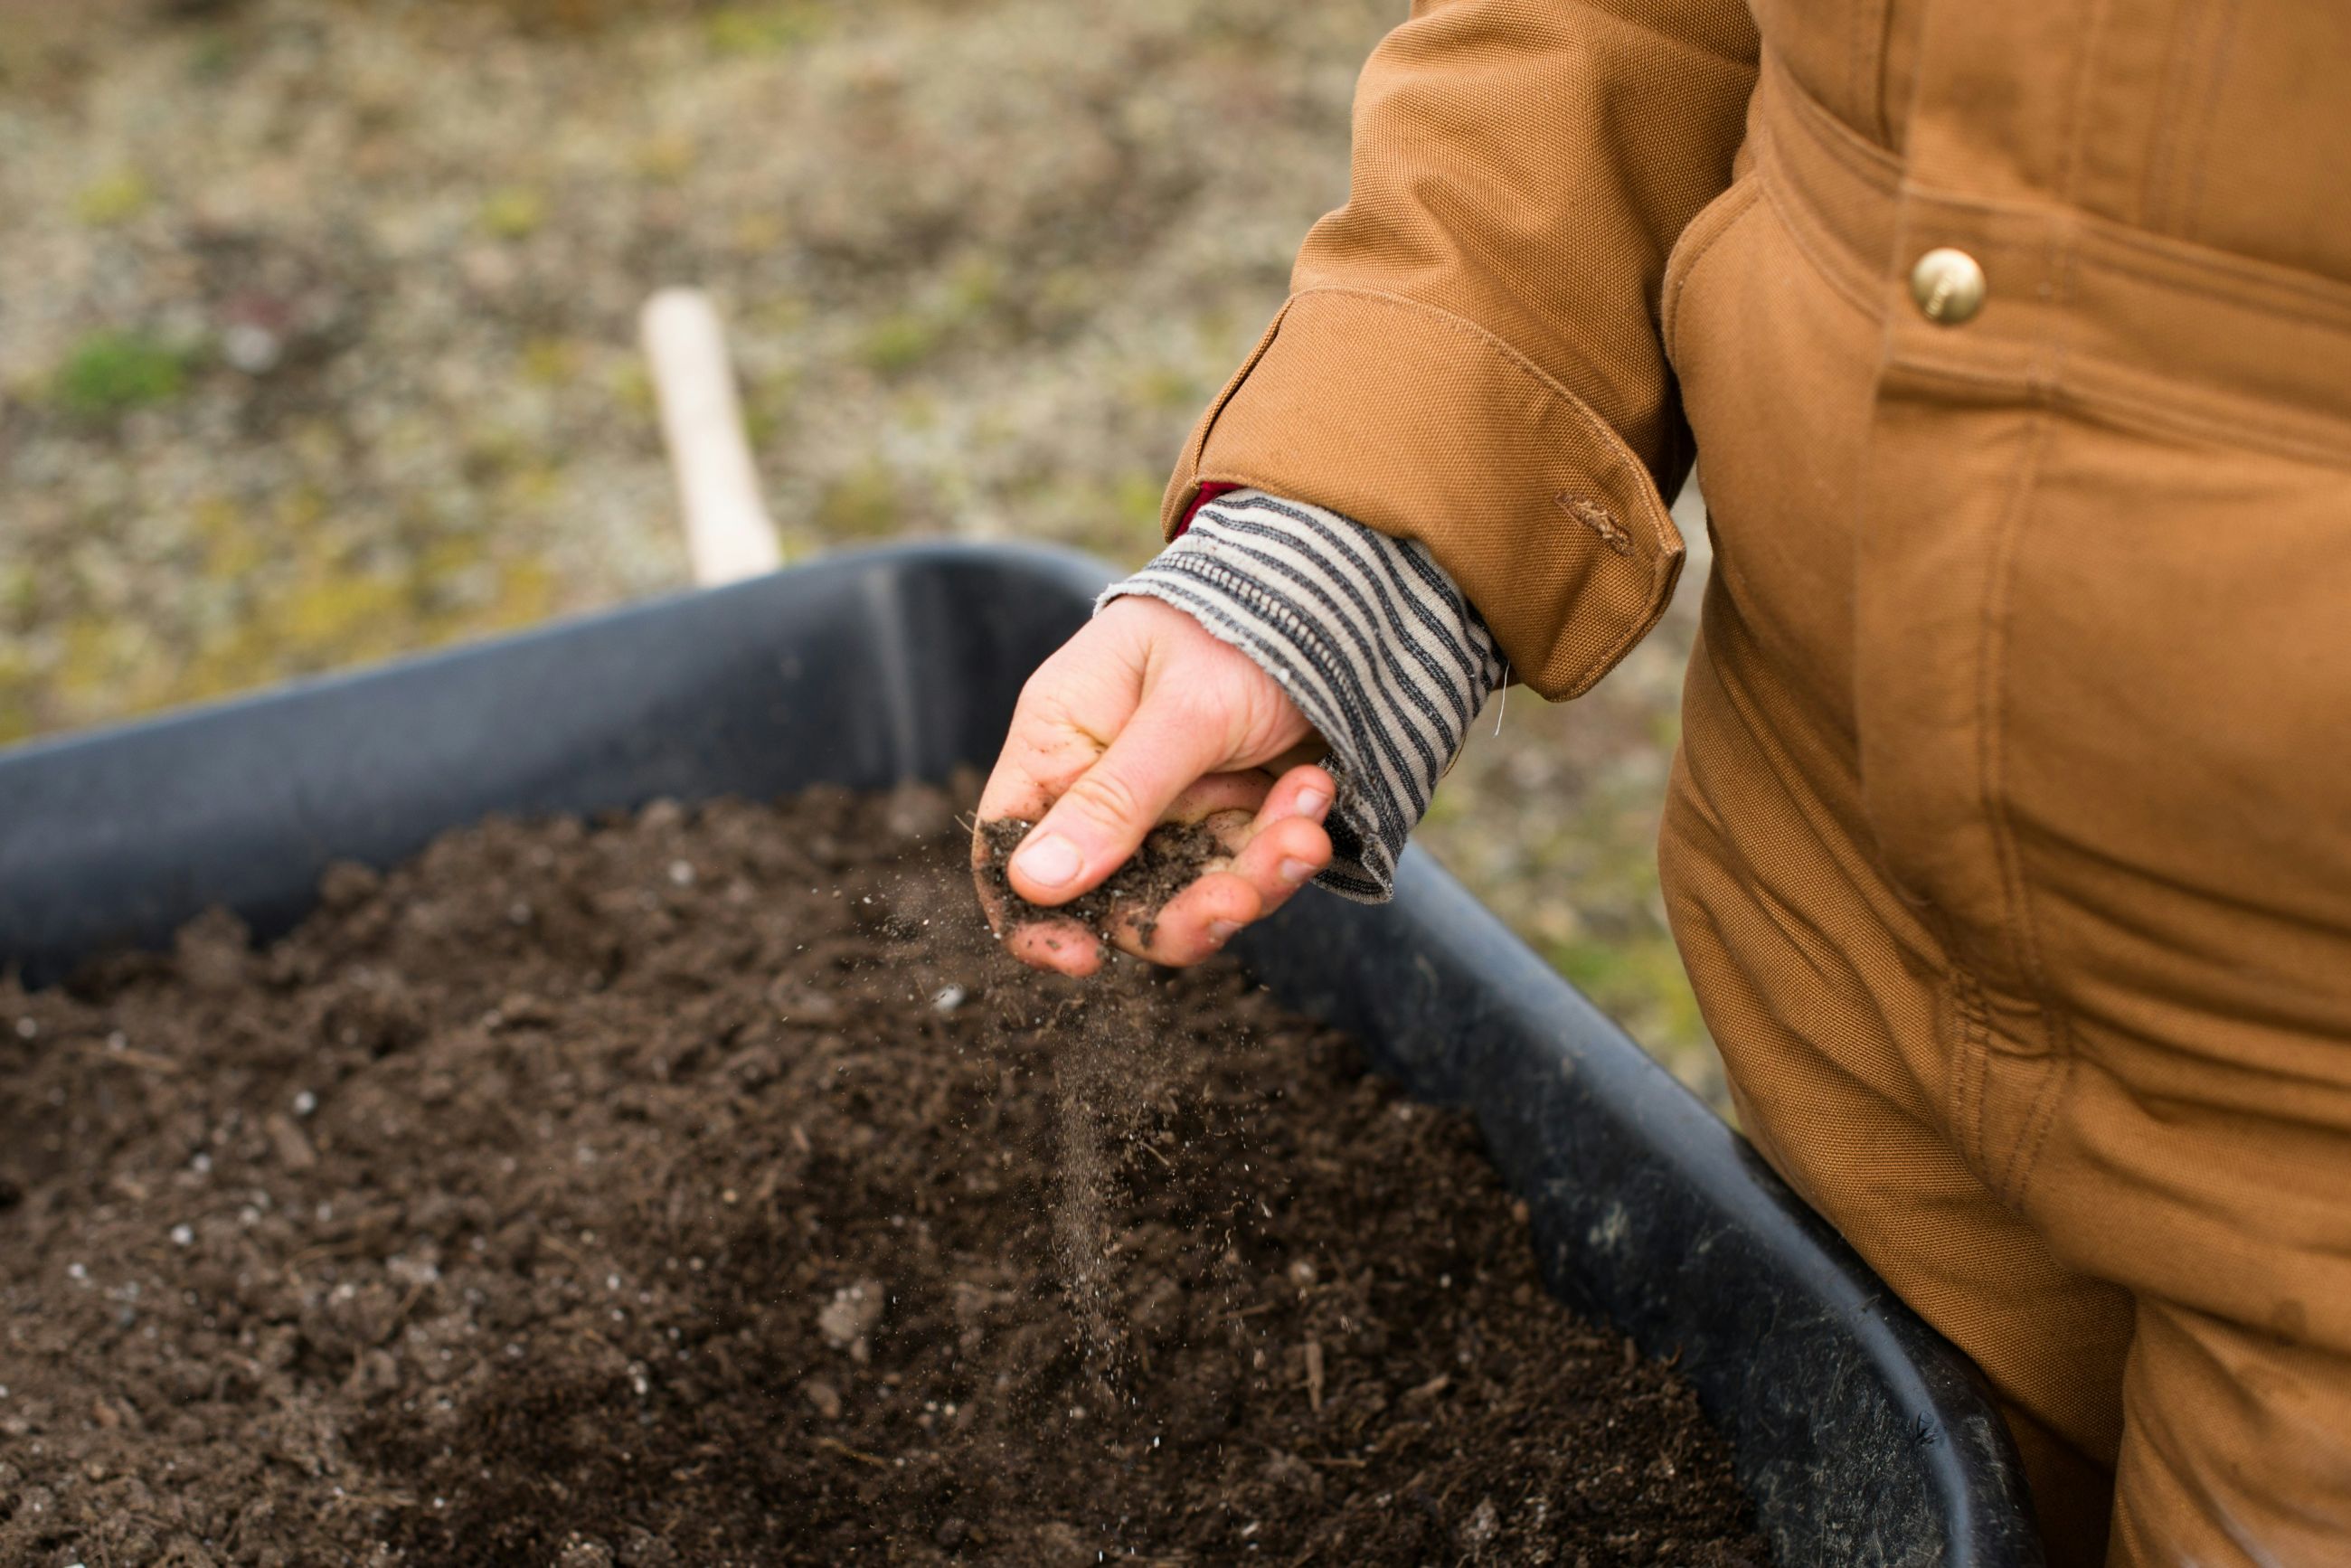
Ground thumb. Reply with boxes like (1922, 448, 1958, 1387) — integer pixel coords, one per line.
(1006, 689, 1228, 906)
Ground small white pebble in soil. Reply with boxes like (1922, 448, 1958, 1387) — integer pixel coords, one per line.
(13, 1017, 34, 1040)
(191, 1153, 212, 1174)
(293, 1090, 318, 1117)
(668, 860, 695, 886)
(169, 1224, 194, 1248)
(817, 1280, 885, 1347)
(67, 1262, 88, 1282)
(930, 985, 967, 1015)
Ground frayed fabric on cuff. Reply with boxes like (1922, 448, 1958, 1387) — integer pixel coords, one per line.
(1099, 488, 1503, 902)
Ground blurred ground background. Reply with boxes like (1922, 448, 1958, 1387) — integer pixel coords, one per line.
(0, 0, 1724, 1107)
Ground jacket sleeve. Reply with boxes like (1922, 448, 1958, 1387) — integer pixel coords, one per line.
(1162, 0, 1761, 699)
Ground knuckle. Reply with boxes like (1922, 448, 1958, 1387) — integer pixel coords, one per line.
(1066, 768, 1147, 833)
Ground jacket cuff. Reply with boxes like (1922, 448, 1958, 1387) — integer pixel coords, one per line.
(1160, 287, 1685, 700)
(1100, 489, 1502, 903)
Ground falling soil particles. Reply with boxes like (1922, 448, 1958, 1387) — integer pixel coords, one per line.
(0, 782, 1768, 1567)
(975, 816, 1235, 949)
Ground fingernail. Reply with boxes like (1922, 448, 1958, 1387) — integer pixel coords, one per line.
(1014, 833, 1082, 888)
(1207, 920, 1242, 944)
(1294, 789, 1329, 820)
(1278, 857, 1313, 886)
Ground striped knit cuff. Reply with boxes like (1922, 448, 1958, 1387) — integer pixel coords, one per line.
(1100, 490, 1505, 902)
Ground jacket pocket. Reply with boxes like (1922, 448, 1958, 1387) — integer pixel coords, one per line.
(1661, 173, 1764, 369)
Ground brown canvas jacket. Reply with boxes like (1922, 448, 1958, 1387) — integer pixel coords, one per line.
(1161, 0, 2351, 699)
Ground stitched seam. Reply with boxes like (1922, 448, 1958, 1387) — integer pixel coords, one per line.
(1759, 168, 1881, 322)
(1168, 305, 1289, 536)
(1968, 987, 1995, 1182)
(1950, 979, 1974, 1171)
(1886, 347, 2351, 470)
(2139, 0, 2207, 232)
(1843, 0, 1862, 164)
(2055, 373, 2351, 471)
(2006, 1028, 2076, 1204)
(1768, 47, 1903, 192)
(1939, 203, 2351, 324)
(1978, 411, 2055, 999)
(2053, 0, 2111, 210)
(1895, 189, 2351, 328)
(2078, 242, 2351, 329)
(2178, 0, 2242, 243)
(1662, 176, 1766, 364)
(1976, 412, 2077, 1204)
(1279, 286, 1679, 554)
(1773, 40, 2351, 323)
(1866, 0, 1899, 147)
(1186, 458, 1678, 700)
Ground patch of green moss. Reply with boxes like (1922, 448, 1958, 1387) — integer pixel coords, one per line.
(704, 3, 828, 56)
(50, 332, 190, 420)
(73, 169, 153, 227)
(519, 337, 580, 385)
(859, 311, 942, 377)
(480, 187, 548, 241)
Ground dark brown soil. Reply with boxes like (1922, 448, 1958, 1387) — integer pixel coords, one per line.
(975, 816, 1236, 948)
(0, 784, 1766, 1567)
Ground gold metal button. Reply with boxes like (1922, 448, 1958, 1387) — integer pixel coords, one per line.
(1910, 247, 1987, 326)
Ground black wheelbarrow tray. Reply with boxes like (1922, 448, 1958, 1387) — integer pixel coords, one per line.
(0, 542, 2040, 1566)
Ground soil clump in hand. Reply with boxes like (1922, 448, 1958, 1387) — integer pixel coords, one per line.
(0, 784, 1768, 1566)
(976, 815, 1232, 946)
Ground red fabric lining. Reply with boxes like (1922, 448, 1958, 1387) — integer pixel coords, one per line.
(1173, 481, 1242, 539)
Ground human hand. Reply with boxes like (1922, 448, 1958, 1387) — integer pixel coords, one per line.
(971, 596, 1336, 976)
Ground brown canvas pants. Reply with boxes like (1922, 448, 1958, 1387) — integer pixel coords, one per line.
(1162, 1, 2351, 1553)
(1657, 61, 2351, 1568)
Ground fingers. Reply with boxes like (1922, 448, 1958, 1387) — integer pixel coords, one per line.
(1004, 691, 1227, 907)
(987, 767, 1336, 976)
(1001, 916, 1110, 978)
(1223, 764, 1336, 919)
(1107, 764, 1336, 966)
